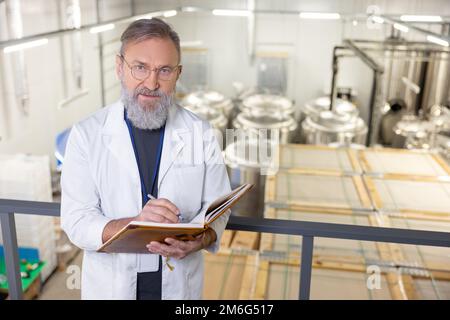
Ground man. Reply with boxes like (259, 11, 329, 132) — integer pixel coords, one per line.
(61, 18, 231, 300)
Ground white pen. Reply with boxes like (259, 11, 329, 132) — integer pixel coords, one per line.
(147, 194, 184, 223)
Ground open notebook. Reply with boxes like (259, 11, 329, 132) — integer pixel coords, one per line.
(98, 183, 253, 253)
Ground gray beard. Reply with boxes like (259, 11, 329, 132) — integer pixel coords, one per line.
(120, 82, 172, 130)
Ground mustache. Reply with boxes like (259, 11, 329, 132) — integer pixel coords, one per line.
(134, 87, 163, 98)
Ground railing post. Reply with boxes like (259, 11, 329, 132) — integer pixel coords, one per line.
(299, 235, 314, 300)
(0, 213, 23, 300)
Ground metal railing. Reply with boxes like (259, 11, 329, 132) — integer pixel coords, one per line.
(1, 198, 450, 300)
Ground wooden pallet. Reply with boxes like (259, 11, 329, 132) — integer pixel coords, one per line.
(2, 277, 41, 300)
(265, 170, 373, 212)
(358, 147, 450, 179)
(274, 144, 362, 174)
(260, 206, 450, 299)
(364, 176, 450, 223)
(203, 227, 261, 299)
(203, 250, 259, 299)
(207, 145, 450, 299)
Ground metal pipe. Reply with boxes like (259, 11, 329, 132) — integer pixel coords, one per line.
(96, 0, 105, 107)
(58, 89, 89, 109)
(0, 13, 112, 49)
(328, 41, 384, 145)
(56, 0, 69, 100)
(226, 215, 450, 248)
(2, 199, 450, 301)
(5, 0, 29, 115)
(347, 38, 450, 48)
(0, 213, 23, 300)
(0, 53, 10, 142)
(0, 8, 176, 49)
(329, 46, 340, 111)
(0, 199, 60, 216)
(247, 0, 255, 64)
(381, 15, 450, 44)
(299, 236, 314, 300)
(56, 0, 86, 109)
(334, 44, 450, 55)
(366, 72, 378, 145)
(415, 53, 429, 115)
(1, 9, 450, 50)
(1, 199, 450, 247)
(131, 0, 136, 16)
(68, 0, 83, 90)
(342, 40, 384, 146)
(343, 39, 384, 72)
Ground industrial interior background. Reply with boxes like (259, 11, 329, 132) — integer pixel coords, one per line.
(0, 0, 450, 300)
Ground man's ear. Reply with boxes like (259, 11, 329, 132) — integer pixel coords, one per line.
(176, 65, 183, 80)
(115, 55, 123, 79)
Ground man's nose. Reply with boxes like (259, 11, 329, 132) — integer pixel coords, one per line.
(143, 70, 160, 91)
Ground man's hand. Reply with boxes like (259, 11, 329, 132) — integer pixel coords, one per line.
(146, 228, 217, 259)
(102, 198, 180, 243)
(136, 198, 180, 223)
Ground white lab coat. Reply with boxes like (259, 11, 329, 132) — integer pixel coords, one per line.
(60, 100, 231, 299)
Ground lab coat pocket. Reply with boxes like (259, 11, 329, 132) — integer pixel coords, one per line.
(172, 165, 204, 220)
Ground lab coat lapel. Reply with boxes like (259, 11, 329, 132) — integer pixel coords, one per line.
(158, 105, 191, 189)
(101, 101, 140, 187)
(101, 101, 191, 193)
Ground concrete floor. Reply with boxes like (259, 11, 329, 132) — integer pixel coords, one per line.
(38, 251, 82, 300)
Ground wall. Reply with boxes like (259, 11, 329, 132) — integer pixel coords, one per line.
(0, 0, 134, 166)
(0, 0, 449, 167)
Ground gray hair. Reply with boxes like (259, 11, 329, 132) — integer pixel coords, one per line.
(119, 18, 181, 61)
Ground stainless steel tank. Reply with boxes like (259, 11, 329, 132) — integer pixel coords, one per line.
(392, 114, 433, 150)
(428, 104, 450, 132)
(232, 111, 298, 144)
(240, 94, 295, 117)
(180, 90, 234, 120)
(383, 44, 450, 115)
(184, 104, 228, 148)
(224, 139, 275, 218)
(300, 96, 359, 122)
(301, 110, 368, 146)
(299, 97, 361, 144)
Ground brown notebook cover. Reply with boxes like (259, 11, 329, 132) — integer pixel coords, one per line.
(97, 183, 253, 253)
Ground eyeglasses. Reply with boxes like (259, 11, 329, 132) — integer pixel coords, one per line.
(119, 55, 181, 81)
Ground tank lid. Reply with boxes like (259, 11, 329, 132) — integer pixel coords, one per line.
(303, 96, 359, 118)
(429, 104, 450, 128)
(224, 138, 277, 168)
(394, 115, 432, 137)
(305, 111, 367, 133)
(235, 112, 297, 130)
(241, 94, 293, 114)
(185, 104, 227, 126)
(181, 90, 229, 106)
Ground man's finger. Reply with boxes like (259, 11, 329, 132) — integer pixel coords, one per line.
(146, 244, 159, 254)
(146, 244, 162, 255)
(165, 238, 189, 251)
(146, 198, 180, 216)
(147, 243, 170, 256)
(143, 205, 179, 223)
(150, 212, 176, 224)
(164, 238, 177, 245)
